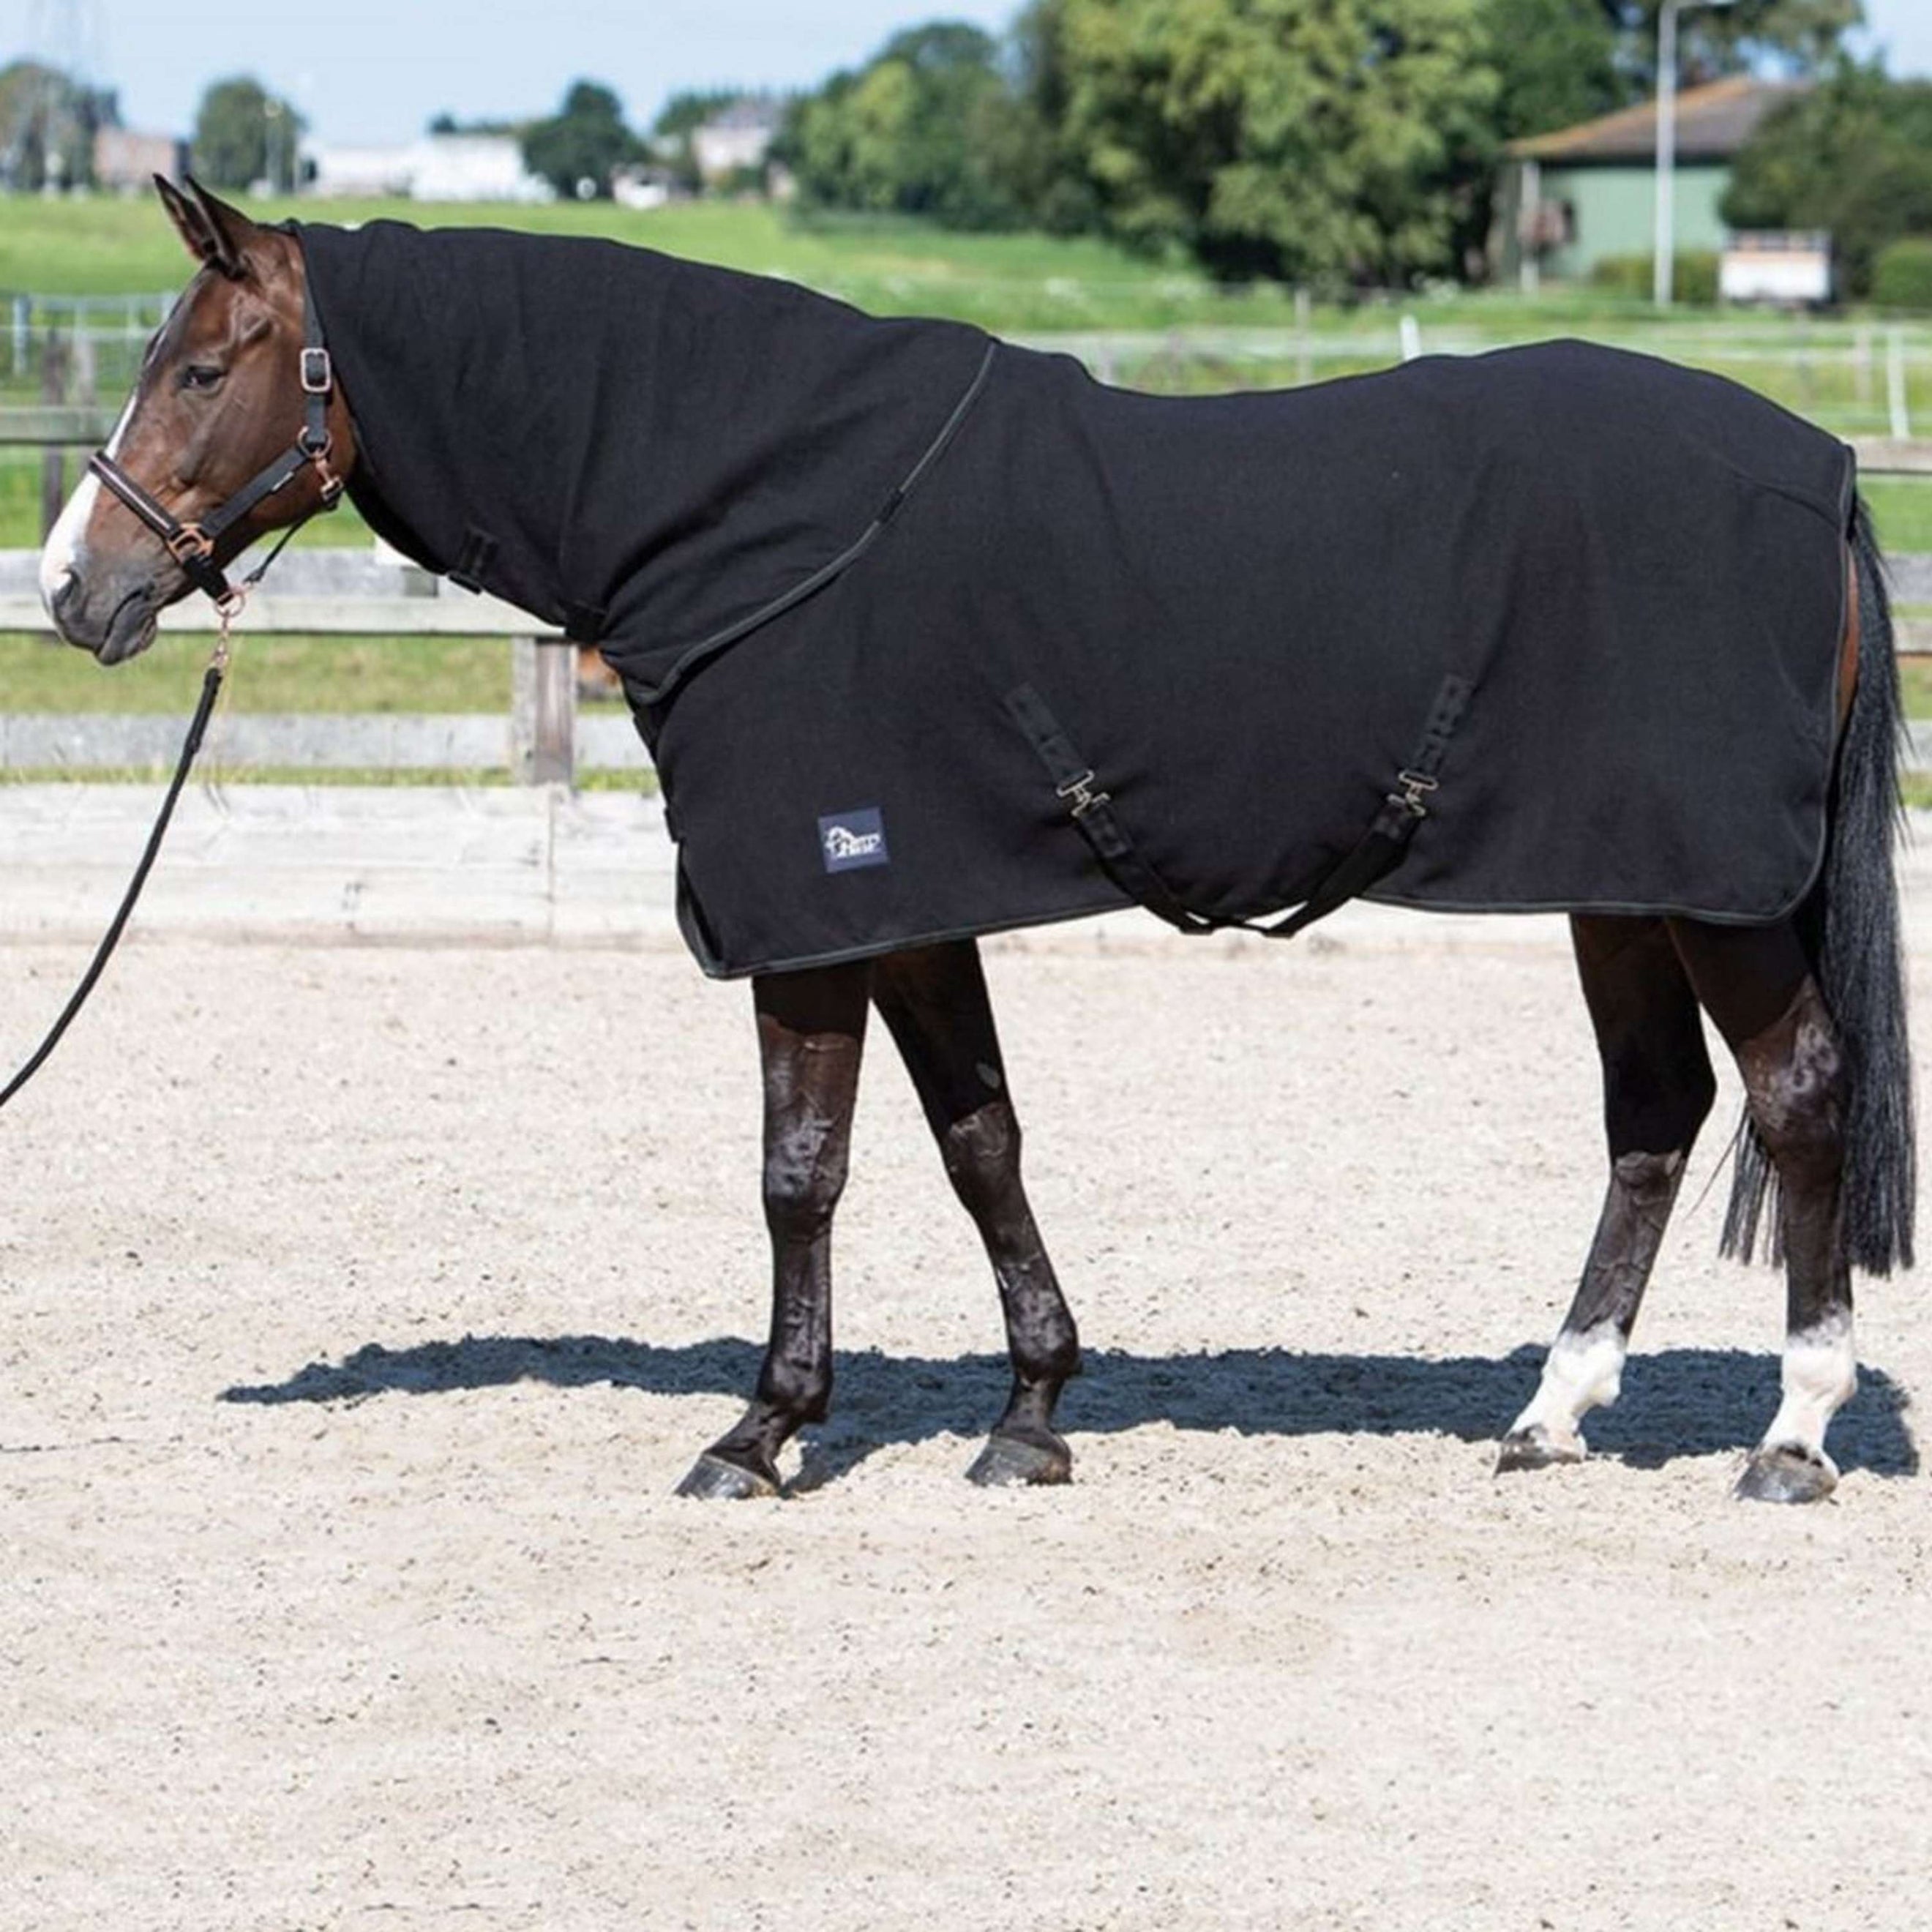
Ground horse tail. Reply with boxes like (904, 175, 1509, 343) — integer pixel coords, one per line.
(1722, 495, 1916, 1275)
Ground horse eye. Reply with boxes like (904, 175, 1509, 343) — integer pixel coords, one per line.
(179, 364, 225, 392)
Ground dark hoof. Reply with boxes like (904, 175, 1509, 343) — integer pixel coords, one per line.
(1494, 1425, 1587, 1475)
(967, 1430, 1072, 1488)
(1735, 1443, 1838, 1505)
(675, 1452, 782, 1501)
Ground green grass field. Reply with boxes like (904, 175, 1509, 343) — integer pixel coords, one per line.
(0, 629, 506, 711)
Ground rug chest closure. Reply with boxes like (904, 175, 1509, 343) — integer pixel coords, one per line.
(1006, 670, 1472, 941)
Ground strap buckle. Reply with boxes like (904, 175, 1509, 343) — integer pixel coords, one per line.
(165, 523, 213, 566)
(1388, 769, 1438, 819)
(300, 346, 332, 394)
(1055, 768, 1111, 820)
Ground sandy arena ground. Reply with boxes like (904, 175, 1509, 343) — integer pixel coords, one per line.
(3, 924, 1929, 1931)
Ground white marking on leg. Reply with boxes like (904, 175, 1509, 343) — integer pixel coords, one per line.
(1760, 1310, 1856, 1463)
(1507, 1322, 1628, 1456)
(39, 395, 133, 617)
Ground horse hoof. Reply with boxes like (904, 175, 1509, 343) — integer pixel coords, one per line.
(1734, 1443, 1838, 1505)
(967, 1430, 1072, 1488)
(1494, 1425, 1587, 1475)
(675, 1452, 782, 1501)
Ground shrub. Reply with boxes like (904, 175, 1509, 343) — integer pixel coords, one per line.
(1587, 250, 1719, 304)
(1872, 236, 1932, 312)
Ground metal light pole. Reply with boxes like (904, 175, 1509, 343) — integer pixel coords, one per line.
(1653, 0, 1734, 309)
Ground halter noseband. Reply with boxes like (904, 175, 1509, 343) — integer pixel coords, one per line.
(87, 282, 344, 608)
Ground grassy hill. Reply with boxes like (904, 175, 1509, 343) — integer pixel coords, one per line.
(0, 192, 1302, 332)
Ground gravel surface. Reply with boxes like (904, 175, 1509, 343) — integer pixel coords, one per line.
(2, 929, 1927, 1931)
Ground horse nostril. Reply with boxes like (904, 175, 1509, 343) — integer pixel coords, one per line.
(48, 570, 79, 624)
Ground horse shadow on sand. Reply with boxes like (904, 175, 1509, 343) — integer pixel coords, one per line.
(222, 1333, 1919, 1487)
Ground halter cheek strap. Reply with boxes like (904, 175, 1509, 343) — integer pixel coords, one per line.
(87, 280, 343, 607)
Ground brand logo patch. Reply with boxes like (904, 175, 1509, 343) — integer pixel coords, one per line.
(820, 807, 890, 873)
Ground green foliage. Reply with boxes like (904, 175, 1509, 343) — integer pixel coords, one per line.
(1482, 0, 1631, 140)
(1590, 0, 1860, 91)
(520, 80, 644, 201)
(0, 59, 117, 190)
(1723, 68, 1932, 296)
(781, 23, 1031, 230)
(192, 75, 304, 192)
(1040, 0, 1499, 285)
(654, 90, 741, 143)
(1872, 239, 1932, 314)
(1588, 251, 1719, 304)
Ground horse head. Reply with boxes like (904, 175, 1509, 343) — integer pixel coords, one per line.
(40, 176, 354, 664)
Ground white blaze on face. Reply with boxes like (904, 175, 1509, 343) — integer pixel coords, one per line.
(39, 394, 135, 619)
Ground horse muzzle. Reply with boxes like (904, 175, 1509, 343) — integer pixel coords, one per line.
(42, 561, 164, 664)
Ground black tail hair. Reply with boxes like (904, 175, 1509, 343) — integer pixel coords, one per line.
(1722, 496, 1916, 1274)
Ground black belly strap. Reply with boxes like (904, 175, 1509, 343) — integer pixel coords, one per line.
(1006, 672, 1472, 940)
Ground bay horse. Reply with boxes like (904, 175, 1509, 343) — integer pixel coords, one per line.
(39, 180, 1915, 1504)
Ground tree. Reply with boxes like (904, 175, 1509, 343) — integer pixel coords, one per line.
(0, 59, 118, 190)
(520, 80, 643, 200)
(1038, 0, 1500, 284)
(780, 23, 1031, 229)
(192, 75, 304, 192)
(1482, 0, 1632, 141)
(1723, 65, 1932, 295)
(1595, 0, 1861, 91)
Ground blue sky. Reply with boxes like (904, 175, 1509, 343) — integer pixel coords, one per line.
(3, 0, 1929, 149)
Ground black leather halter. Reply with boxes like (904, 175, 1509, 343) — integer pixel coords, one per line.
(86, 281, 343, 606)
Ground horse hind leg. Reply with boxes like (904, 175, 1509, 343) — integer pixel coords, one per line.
(676, 960, 872, 1500)
(1497, 916, 1715, 1472)
(1670, 917, 1855, 1502)
(872, 939, 1081, 1486)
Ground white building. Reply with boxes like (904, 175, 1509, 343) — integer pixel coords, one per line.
(304, 134, 551, 203)
(690, 98, 782, 184)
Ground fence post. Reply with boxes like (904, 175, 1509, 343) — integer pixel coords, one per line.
(1887, 328, 1912, 441)
(511, 634, 576, 786)
(40, 330, 68, 539)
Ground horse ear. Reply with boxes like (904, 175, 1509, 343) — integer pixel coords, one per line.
(153, 175, 224, 272)
(179, 174, 254, 280)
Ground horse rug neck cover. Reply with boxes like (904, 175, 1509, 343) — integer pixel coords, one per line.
(297, 222, 1854, 977)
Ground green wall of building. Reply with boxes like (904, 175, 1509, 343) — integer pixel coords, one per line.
(1538, 162, 1730, 279)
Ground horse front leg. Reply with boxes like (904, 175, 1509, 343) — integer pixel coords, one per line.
(676, 961, 872, 1499)
(1499, 916, 1715, 1470)
(872, 940, 1081, 1485)
(1670, 918, 1854, 1503)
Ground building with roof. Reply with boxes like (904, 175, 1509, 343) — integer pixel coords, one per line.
(304, 132, 550, 203)
(1493, 76, 1805, 286)
(93, 127, 188, 193)
(690, 97, 782, 184)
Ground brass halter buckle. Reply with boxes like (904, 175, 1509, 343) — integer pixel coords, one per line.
(165, 523, 214, 567)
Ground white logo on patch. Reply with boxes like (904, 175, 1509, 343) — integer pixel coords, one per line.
(823, 824, 883, 861)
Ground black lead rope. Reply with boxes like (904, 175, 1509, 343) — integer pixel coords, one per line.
(0, 657, 225, 1111)
(0, 509, 326, 1113)
(1, 290, 339, 1114)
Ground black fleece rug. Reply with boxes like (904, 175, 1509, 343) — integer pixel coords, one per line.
(298, 221, 1854, 977)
